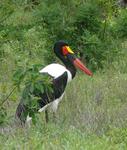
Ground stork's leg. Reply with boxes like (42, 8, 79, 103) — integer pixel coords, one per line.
(51, 100, 59, 123)
(26, 115, 32, 128)
(38, 103, 50, 123)
(53, 111, 57, 123)
(45, 110, 49, 123)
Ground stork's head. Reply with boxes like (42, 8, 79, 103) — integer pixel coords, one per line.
(54, 41, 92, 76)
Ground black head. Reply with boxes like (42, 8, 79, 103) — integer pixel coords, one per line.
(53, 40, 93, 76)
(54, 40, 68, 57)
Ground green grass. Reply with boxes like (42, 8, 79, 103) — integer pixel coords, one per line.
(0, 122, 127, 150)
(1, 69, 127, 150)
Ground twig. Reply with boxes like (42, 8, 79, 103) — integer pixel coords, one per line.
(0, 86, 17, 106)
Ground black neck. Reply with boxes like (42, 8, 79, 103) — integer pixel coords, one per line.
(59, 56, 76, 79)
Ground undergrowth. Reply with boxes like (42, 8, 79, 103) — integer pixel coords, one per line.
(1, 63, 127, 149)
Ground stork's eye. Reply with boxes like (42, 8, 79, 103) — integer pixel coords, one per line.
(62, 46, 74, 56)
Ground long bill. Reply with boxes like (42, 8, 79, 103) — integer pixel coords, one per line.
(73, 58, 93, 76)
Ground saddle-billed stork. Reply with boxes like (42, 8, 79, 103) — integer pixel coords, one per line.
(15, 41, 92, 125)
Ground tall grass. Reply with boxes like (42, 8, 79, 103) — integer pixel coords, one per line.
(1, 55, 127, 149)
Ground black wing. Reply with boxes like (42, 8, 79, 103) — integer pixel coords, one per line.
(38, 71, 68, 108)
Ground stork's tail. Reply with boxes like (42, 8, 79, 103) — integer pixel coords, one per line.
(15, 102, 28, 125)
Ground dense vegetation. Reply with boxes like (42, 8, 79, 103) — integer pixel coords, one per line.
(0, 0, 127, 149)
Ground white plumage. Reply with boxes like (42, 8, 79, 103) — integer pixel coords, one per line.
(39, 63, 72, 82)
(38, 92, 65, 113)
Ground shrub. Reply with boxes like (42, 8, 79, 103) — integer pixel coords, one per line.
(74, 1, 102, 34)
(115, 9, 127, 38)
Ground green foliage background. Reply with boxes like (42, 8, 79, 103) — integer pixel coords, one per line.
(0, 0, 127, 149)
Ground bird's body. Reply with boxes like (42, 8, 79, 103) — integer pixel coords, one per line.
(38, 63, 71, 113)
(38, 63, 72, 112)
(15, 41, 92, 125)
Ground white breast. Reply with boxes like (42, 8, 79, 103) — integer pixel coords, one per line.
(39, 63, 72, 82)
